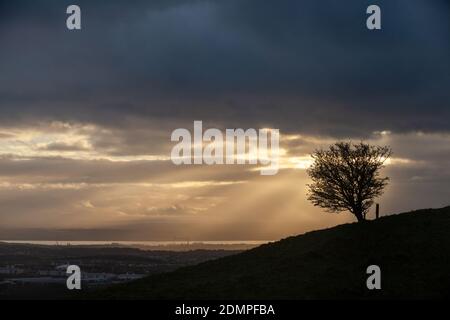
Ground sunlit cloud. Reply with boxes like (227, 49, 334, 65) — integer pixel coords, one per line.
(1, 120, 449, 239)
(0, 180, 246, 191)
(0, 122, 170, 162)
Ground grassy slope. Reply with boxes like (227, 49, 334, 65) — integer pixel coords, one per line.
(98, 206, 450, 299)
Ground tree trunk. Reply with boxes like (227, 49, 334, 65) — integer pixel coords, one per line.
(354, 210, 365, 222)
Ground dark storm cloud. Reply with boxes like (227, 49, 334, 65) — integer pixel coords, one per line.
(0, 0, 449, 136)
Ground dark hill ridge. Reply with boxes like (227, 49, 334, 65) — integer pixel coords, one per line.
(97, 206, 450, 299)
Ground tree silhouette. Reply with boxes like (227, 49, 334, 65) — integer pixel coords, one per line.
(307, 142, 391, 222)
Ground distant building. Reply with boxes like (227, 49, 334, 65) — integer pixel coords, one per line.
(83, 272, 116, 283)
(117, 273, 145, 281)
(0, 265, 24, 275)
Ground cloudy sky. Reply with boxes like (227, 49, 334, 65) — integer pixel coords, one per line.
(0, 0, 449, 241)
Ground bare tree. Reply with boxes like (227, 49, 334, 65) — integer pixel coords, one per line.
(307, 142, 391, 222)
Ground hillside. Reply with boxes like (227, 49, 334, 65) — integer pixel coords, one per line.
(96, 206, 450, 299)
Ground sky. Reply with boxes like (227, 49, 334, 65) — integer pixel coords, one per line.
(0, 0, 449, 241)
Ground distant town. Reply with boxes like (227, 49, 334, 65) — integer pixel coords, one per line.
(0, 241, 250, 299)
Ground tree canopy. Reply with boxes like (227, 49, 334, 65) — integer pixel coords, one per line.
(307, 142, 391, 222)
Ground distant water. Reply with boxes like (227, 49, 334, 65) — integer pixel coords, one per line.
(1, 240, 270, 247)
